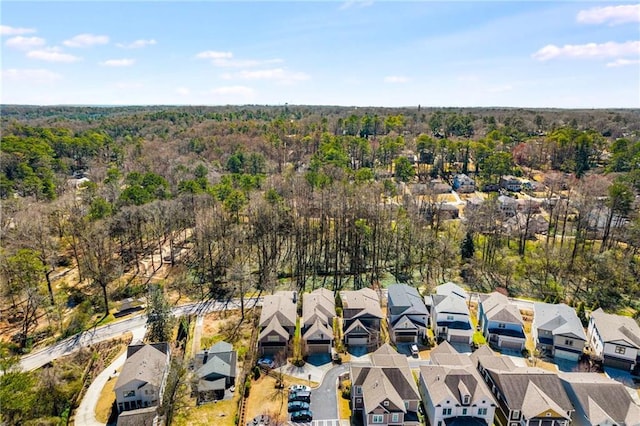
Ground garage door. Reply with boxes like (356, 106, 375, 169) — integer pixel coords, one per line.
(306, 344, 330, 354)
(500, 340, 523, 350)
(603, 357, 633, 371)
(262, 346, 284, 355)
(396, 335, 417, 343)
(554, 349, 580, 362)
(449, 334, 470, 343)
(348, 337, 368, 346)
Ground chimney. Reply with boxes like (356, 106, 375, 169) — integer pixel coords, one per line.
(293, 291, 297, 303)
(203, 350, 209, 364)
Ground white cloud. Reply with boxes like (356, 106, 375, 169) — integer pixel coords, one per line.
(0, 25, 36, 36)
(116, 39, 157, 49)
(175, 87, 190, 96)
(63, 33, 109, 48)
(384, 75, 409, 83)
(26, 47, 81, 63)
(100, 58, 135, 67)
(532, 40, 640, 61)
(577, 4, 640, 25)
(5, 36, 46, 50)
(210, 85, 254, 96)
(339, 0, 374, 11)
(196, 50, 233, 59)
(606, 58, 640, 67)
(2, 68, 61, 83)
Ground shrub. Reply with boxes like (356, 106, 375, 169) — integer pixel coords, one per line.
(341, 383, 351, 399)
(244, 379, 251, 398)
(253, 366, 261, 380)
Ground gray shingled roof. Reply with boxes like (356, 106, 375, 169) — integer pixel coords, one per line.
(561, 372, 640, 425)
(302, 288, 335, 326)
(387, 284, 429, 315)
(303, 317, 333, 341)
(435, 282, 468, 299)
(480, 292, 523, 325)
(259, 291, 297, 329)
(340, 288, 383, 319)
(486, 368, 573, 417)
(419, 365, 495, 408)
(533, 302, 586, 340)
(258, 316, 289, 340)
(590, 308, 640, 348)
(115, 344, 168, 392)
(432, 294, 470, 316)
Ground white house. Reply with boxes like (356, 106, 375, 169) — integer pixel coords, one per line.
(587, 308, 640, 371)
(115, 343, 170, 413)
(429, 283, 473, 345)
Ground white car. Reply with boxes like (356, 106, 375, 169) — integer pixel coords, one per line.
(289, 384, 311, 393)
(411, 344, 419, 356)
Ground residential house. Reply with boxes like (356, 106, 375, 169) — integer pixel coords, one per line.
(498, 195, 518, 218)
(340, 288, 384, 347)
(115, 343, 170, 413)
(430, 178, 453, 194)
(453, 173, 476, 193)
(192, 341, 237, 404)
(302, 288, 336, 354)
(499, 175, 522, 192)
(478, 292, 526, 351)
(418, 361, 497, 426)
(429, 283, 473, 345)
(587, 308, 640, 372)
(504, 213, 549, 238)
(258, 291, 297, 355)
(387, 283, 429, 344)
(476, 354, 574, 426)
(351, 344, 421, 425)
(560, 372, 640, 426)
(532, 302, 586, 362)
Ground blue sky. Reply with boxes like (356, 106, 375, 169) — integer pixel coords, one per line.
(2, 1, 639, 107)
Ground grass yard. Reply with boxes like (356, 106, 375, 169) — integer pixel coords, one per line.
(338, 379, 351, 420)
(245, 374, 294, 423)
(95, 376, 117, 423)
(172, 394, 239, 426)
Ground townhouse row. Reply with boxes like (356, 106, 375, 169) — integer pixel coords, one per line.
(351, 342, 640, 426)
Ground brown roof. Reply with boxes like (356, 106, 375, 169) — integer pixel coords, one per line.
(259, 291, 297, 329)
(340, 288, 383, 319)
(116, 407, 158, 426)
(259, 316, 289, 341)
(115, 344, 168, 391)
(419, 365, 495, 407)
(590, 308, 640, 348)
(480, 292, 523, 325)
(302, 288, 335, 327)
(302, 317, 333, 341)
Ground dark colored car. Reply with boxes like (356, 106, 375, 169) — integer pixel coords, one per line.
(290, 410, 313, 422)
(288, 390, 311, 403)
(287, 401, 310, 412)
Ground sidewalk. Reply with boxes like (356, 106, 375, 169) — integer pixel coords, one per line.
(276, 360, 334, 385)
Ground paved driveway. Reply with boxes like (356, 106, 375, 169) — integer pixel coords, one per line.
(310, 363, 348, 420)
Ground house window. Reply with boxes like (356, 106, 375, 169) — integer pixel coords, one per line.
(383, 400, 389, 406)
(615, 346, 626, 354)
(391, 413, 399, 423)
(463, 395, 470, 405)
(498, 323, 506, 329)
(564, 339, 573, 346)
(123, 390, 135, 398)
(356, 386, 362, 395)
(478, 408, 487, 416)
(356, 398, 362, 403)
(447, 315, 454, 321)
(404, 401, 409, 409)
(462, 408, 467, 415)
(267, 335, 280, 342)
(511, 410, 520, 419)
(437, 422, 443, 426)
(442, 408, 452, 416)
(372, 414, 384, 423)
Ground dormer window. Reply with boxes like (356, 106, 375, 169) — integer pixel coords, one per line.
(383, 400, 389, 407)
(463, 395, 470, 405)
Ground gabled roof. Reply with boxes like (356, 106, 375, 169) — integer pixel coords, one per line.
(303, 317, 333, 341)
(209, 341, 233, 354)
(590, 308, 640, 348)
(435, 282, 468, 300)
(259, 291, 297, 329)
(302, 288, 336, 326)
(419, 365, 495, 408)
(560, 372, 640, 425)
(433, 294, 470, 316)
(259, 316, 289, 341)
(480, 292, 523, 325)
(486, 368, 573, 417)
(362, 368, 406, 414)
(430, 340, 458, 356)
(340, 288, 383, 319)
(344, 318, 372, 335)
(391, 315, 419, 330)
(469, 345, 496, 365)
(533, 302, 586, 341)
(387, 284, 429, 315)
(521, 381, 571, 420)
(195, 350, 237, 381)
(115, 344, 168, 391)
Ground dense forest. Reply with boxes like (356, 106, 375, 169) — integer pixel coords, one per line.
(2, 104, 640, 357)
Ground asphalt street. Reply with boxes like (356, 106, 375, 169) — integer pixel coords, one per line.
(310, 363, 348, 420)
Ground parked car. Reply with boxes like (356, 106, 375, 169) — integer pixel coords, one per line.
(287, 401, 310, 412)
(290, 410, 313, 422)
(257, 357, 275, 369)
(411, 344, 419, 357)
(289, 384, 311, 393)
(288, 390, 311, 403)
